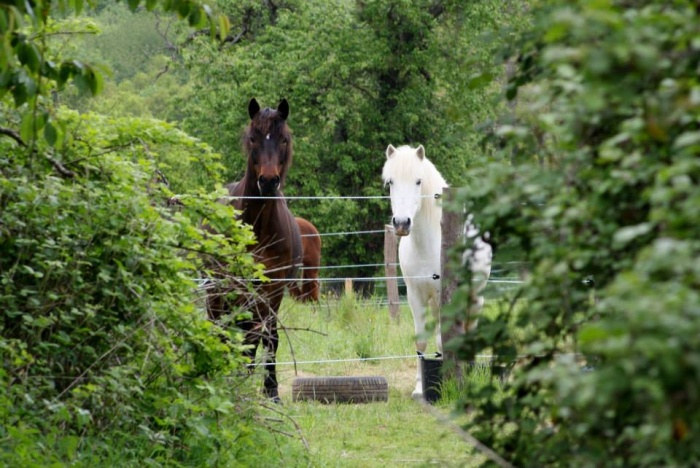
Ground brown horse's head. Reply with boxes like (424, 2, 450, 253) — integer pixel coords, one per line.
(243, 98, 292, 196)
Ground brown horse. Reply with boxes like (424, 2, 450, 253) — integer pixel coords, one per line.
(288, 217, 322, 302)
(206, 98, 302, 402)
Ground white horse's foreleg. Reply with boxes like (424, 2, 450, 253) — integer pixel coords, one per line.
(407, 286, 427, 400)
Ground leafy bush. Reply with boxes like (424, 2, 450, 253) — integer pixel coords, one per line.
(0, 105, 295, 465)
(448, 1, 700, 466)
(0, 0, 313, 464)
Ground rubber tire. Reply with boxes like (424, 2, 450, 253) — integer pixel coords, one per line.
(292, 376, 388, 404)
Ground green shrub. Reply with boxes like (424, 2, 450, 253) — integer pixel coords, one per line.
(0, 106, 294, 466)
(448, 1, 700, 466)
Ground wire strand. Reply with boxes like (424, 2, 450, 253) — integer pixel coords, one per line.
(212, 194, 440, 201)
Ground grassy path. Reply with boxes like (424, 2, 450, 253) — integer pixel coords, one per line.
(265, 296, 485, 467)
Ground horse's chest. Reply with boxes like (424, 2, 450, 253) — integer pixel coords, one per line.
(246, 209, 300, 278)
(398, 237, 440, 274)
(251, 227, 293, 257)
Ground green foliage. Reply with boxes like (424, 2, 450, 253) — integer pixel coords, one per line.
(0, 1, 318, 465)
(0, 98, 297, 464)
(0, 0, 230, 149)
(76, 63, 195, 121)
(58, 3, 196, 121)
(86, 3, 176, 83)
(178, 0, 518, 283)
(448, 1, 700, 465)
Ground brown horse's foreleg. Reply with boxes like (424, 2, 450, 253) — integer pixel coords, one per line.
(239, 320, 260, 371)
(261, 320, 281, 402)
(256, 292, 284, 402)
(205, 290, 227, 321)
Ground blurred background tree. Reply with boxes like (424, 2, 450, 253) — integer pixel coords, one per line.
(172, 0, 520, 289)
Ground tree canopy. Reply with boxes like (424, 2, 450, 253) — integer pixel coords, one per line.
(176, 0, 516, 283)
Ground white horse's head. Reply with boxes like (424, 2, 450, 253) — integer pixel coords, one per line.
(382, 144, 444, 237)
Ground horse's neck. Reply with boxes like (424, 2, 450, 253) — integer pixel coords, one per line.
(232, 178, 288, 243)
(232, 179, 269, 228)
(407, 198, 442, 254)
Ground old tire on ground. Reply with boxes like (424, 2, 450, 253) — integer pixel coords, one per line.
(292, 376, 388, 404)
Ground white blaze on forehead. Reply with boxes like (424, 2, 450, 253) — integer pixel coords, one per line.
(265, 133, 271, 140)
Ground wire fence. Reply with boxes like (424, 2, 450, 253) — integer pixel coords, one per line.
(179, 189, 528, 289)
(248, 352, 582, 368)
(191, 189, 529, 369)
(216, 194, 442, 201)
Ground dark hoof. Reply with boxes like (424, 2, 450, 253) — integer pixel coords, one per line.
(264, 388, 281, 404)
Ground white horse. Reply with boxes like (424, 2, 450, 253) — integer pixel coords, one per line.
(382, 144, 492, 399)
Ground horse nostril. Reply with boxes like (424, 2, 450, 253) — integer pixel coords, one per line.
(406, 218, 411, 227)
(259, 175, 280, 185)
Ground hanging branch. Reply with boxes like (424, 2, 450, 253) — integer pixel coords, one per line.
(0, 126, 25, 147)
(184, 25, 248, 49)
(46, 155, 76, 178)
(1, 126, 75, 178)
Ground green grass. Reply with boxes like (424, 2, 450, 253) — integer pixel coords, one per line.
(286, 398, 484, 467)
(245, 293, 507, 467)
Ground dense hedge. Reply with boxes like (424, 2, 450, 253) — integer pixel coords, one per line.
(0, 108, 297, 465)
(449, 1, 700, 466)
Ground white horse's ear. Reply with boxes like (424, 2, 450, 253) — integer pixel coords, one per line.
(386, 144, 396, 159)
(416, 145, 425, 160)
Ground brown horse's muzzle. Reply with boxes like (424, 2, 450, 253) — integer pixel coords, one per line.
(257, 174, 280, 196)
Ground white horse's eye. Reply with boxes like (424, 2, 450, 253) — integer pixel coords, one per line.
(386, 180, 393, 186)
(416, 179, 422, 186)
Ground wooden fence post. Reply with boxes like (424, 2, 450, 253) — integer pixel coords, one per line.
(384, 224, 400, 320)
(440, 188, 463, 381)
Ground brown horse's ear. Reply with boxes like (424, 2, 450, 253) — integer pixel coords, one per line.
(277, 99, 289, 120)
(248, 98, 261, 119)
(386, 144, 396, 159)
(416, 145, 425, 160)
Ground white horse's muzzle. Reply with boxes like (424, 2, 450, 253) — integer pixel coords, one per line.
(392, 217, 411, 236)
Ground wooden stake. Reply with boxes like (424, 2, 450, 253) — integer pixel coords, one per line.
(384, 224, 400, 320)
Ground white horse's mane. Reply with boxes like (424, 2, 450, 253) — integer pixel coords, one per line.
(382, 145, 448, 225)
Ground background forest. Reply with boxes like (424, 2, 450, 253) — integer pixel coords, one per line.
(65, 0, 518, 284)
(2, 0, 699, 466)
